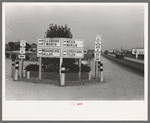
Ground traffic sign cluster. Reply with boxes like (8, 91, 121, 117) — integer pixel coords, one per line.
(94, 35, 101, 61)
(37, 37, 84, 58)
(19, 40, 26, 59)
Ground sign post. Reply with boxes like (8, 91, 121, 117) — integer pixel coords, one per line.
(79, 58, 81, 80)
(19, 40, 26, 79)
(39, 57, 42, 79)
(94, 35, 101, 79)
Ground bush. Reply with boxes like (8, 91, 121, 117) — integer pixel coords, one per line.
(81, 64, 91, 72)
(5, 53, 10, 58)
(25, 64, 39, 71)
(11, 53, 17, 59)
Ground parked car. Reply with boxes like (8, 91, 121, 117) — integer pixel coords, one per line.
(116, 52, 124, 59)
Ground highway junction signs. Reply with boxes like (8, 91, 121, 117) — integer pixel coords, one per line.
(19, 40, 26, 59)
(94, 35, 101, 61)
(37, 37, 84, 58)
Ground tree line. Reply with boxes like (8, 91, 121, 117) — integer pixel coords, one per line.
(5, 42, 37, 51)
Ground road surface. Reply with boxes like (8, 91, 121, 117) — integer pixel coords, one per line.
(4, 56, 144, 100)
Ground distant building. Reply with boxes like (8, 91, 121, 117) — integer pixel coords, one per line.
(131, 47, 144, 55)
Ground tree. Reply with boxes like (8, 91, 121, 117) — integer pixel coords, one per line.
(44, 24, 76, 72)
(45, 23, 73, 38)
(25, 43, 31, 51)
(5, 44, 10, 51)
(14, 42, 20, 51)
(8, 42, 15, 51)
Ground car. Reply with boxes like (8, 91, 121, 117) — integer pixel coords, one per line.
(116, 52, 124, 59)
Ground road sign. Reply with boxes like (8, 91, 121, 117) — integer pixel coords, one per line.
(19, 55, 25, 59)
(20, 42, 26, 47)
(63, 38, 84, 48)
(63, 49, 84, 58)
(37, 48, 61, 57)
(96, 35, 101, 41)
(37, 38, 61, 47)
(95, 57, 101, 61)
(94, 53, 101, 58)
(20, 50, 25, 54)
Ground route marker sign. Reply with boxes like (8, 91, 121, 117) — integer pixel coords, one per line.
(94, 35, 101, 61)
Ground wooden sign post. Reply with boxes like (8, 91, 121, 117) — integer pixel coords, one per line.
(79, 58, 81, 80)
(19, 40, 26, 79)
(94, 35, 101, 79)
(39, 57, 42, 79)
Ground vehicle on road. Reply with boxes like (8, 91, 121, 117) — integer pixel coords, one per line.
(116, 52, 124, 59)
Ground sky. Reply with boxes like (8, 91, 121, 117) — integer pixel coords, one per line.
(4, 3, 145, 50)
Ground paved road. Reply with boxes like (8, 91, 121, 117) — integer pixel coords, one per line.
(4, 57, 144, 100)
(108, 53, 144, 64)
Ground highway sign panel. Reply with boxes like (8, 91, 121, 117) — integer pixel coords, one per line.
(37, 48, 61, 57)
(63, 49, 84, 58)
(19, 55, 25, 59)
(63, 38, 84, 48)
(37, 38, 61, 47)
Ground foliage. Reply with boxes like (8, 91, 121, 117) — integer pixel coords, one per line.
(81, 64, 91, 72)
(45, 24, 73, 38)
(11, 53, 17, 59)
(6, 42, 31, 51)
(25, 64, 39, 71)
(8, 42, 15, 51)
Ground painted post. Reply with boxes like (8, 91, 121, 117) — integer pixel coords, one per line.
(98, 61, 101, 79)
(89, 71, 92, 80)
(95, 61, 97, 79)
(39, 57, 42, 79)
(11, 59, 15, 77)
(79, 58, 81, 80)
(60, 58, 63, 74)
(20, 58, 23, 79)
(100, 63, 103, 82)
(60, 65, 65, 86)
(13, 61, 19, 81)
(27, 71, 30, 79)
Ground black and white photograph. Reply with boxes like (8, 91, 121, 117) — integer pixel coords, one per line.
(2, 2, 148, 120)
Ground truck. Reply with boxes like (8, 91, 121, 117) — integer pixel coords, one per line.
(116, 52, 124, 59)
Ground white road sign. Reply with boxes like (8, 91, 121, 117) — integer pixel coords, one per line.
(37, 48, 61, 57)
(96, 35, 101, 41)
(19, 55, 25, 59)
(20, 50, 25, 54)
(20, 42, 26, 47)
(95, 57, 101, 61)
(63, 38, 84, 48)
(94, 53, 101, 58)
(37, 38, 61, 47)
(63, 49, 84, 58)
